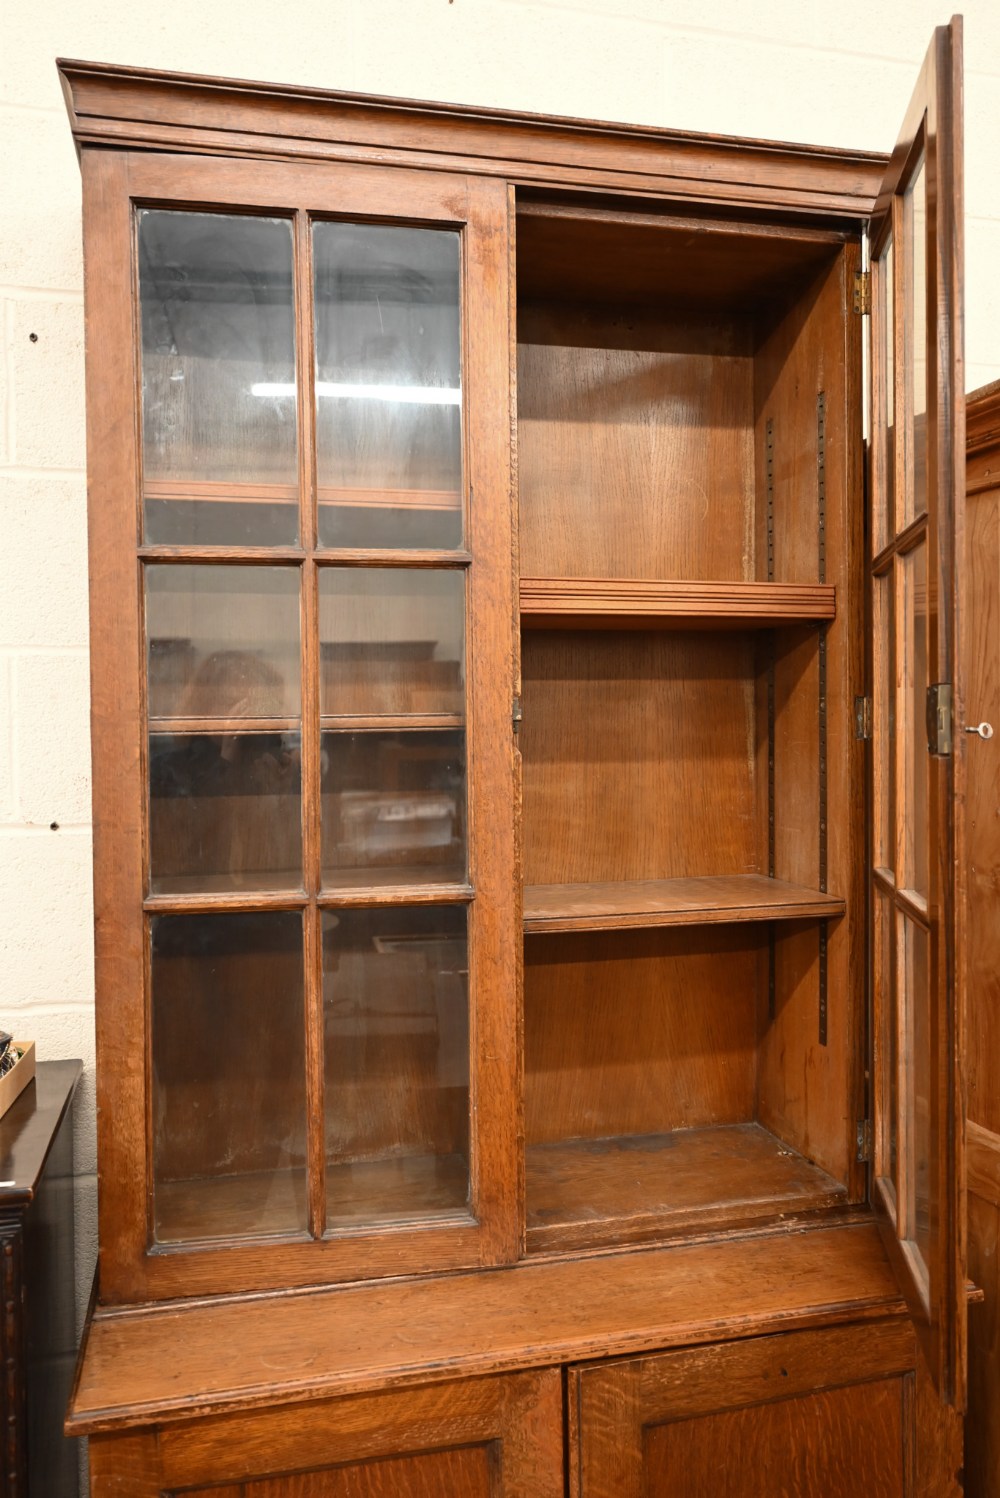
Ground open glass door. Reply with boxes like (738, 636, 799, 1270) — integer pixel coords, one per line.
(869, 17, 966, 1404)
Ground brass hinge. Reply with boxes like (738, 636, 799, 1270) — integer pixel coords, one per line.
(856, 1119, 872, 1163)
(926, 683, 953, 756)
(853, 270, 871, 316)
(854, 695, 872, 740)
(512, 695, 522, 734)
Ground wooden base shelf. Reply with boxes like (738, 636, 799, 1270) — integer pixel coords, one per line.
(68, 1220, 903, 1436)
(525, 1123, 848, 1254)
(523, 875, 845, 933)
(155, 1153, 472, 1245)
(520, 577, 836, 628)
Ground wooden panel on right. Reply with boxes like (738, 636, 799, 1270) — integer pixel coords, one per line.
(963, 378, 1000, 1498)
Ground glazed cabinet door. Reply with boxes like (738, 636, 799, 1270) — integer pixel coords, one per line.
(868, 17, 967, 1403)
(569, 1322, 960, 1498)
(87, 1370, 563, 1497)
(81, 149, 518, 1301)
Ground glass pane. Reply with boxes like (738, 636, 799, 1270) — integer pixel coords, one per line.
(874, 890, 898, 1205)
(321, 730, 466, 888)
(900, 544, 928, 896)
(901, 913, 932, 1283)
(146, 565, 300, 721)
(319, 568, 465, 718)
(874, 235, 894, 555)
(149, 731, 301, 895)
(873, 570, 895, 875)
(904, 160, 927, 528)
(313, 222, 463, 550)
(138, 211, 298, 545)
(322, 905, 469, 1227)
(151, 911, 307, 1243)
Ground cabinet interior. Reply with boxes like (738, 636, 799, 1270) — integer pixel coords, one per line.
(515, 196, 862, 1253)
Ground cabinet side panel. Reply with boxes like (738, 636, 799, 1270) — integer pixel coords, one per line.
(965, 1184, 1000, 1498)
(753, 244, 864, 1192)
(965, 470, 1000, 1137)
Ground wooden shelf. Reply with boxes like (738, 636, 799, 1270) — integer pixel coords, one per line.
(523, 875, 845, 933)
(525, 1123, 847, 1254)
(520, 577, 836, 629)
(155, 1154, 471, 1245)
(145, 480, 461, 512)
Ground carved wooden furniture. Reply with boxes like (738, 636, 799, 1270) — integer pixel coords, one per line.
(60, 18, 973, 1494)
(0, 1060, 81, 1496)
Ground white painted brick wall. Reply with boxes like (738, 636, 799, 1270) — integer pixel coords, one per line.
(2, 2, 998, 1488)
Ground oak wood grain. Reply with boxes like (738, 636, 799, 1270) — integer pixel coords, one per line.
(570, 1320, 916, 1498)
(523, 875, 844, 933)
(67, 1222, 906, 1436)
(520, 577, 836, 627)
(58, 59, 888, 220)
(525, 1123, 847, 1254)
(520, 631, 756, 885)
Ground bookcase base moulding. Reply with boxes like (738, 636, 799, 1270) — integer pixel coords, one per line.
(61, 18, 977, 1494)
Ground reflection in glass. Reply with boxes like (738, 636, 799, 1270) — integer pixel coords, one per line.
(313, 222, 463, 549)
(902, 915, 932, 1276)
(875, 891, 898, 1201)
(145, 565, 300, 720)
(322, 905, 469, 1227)
(901, 545, 928, 895)
(149, 732, 302, 895)
(873, 572, 894, 875)
(319, 568, 465, 718)
(905, 162, 927, 527)
(151, 911, 306, 1243)
(322, 730, 466, 887)
(138, 210, 298, 545)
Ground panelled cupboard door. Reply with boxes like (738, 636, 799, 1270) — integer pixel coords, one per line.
(81, 147, 519, 1302)
(868, 17, 967, 1405)
(568, 1322, 956, 1498)
(86, 1369, 563, 1497)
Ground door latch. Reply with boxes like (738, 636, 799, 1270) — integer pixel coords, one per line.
(926, 683, 953, 756)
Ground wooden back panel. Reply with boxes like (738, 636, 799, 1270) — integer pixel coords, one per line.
(524, 928, 760, 1144)
(517, 304, 754, 582)
(520, 631, 757, 886)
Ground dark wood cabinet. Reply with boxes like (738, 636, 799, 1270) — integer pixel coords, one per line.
(60, 17, 976, 1495)
(0, 1060, 81, 1498)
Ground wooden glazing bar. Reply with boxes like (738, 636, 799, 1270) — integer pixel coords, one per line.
(522, 875, 845, 934)
(895, 885, 930, 927)
(143, 480, 462, 512)
(872, 511, 929, 574)
(295, 208, 326, 1239)
(520, 577, 836, 627)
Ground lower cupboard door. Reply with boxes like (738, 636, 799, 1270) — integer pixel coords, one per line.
(86, 1369, 563, 1498)
(569, 1321, 962, 1498)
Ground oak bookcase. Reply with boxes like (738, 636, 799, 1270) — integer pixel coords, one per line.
(61, 19, 976, 1495)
